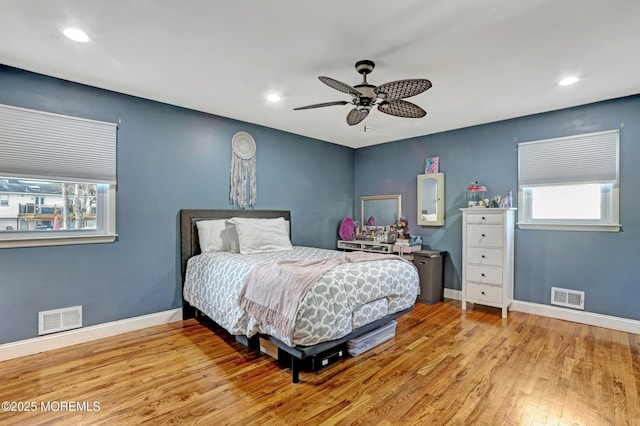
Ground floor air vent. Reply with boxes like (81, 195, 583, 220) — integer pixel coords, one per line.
(551, 287, 584, 310)
(38, 306, 83, 335)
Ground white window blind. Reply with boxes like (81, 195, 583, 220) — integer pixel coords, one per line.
(518, 129, 619, 187)
(0, 103, 117, 184)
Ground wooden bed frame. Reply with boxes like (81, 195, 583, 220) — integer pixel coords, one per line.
(179, 208, 413, 383)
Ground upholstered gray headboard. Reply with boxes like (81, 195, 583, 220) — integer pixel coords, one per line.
(179, 209, 291, 283)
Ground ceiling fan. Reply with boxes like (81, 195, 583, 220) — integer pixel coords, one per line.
(294, 60, 432, 126)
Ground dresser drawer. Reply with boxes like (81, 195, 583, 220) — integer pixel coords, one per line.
(466, 264, 503, 285)
(466, 247, 503, 266)
(466, 224, 503, 247)
(465, 212, 504, 225)
(466, 282, 503, 305)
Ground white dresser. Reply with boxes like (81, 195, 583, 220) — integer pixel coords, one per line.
(461, 208, 515, 318)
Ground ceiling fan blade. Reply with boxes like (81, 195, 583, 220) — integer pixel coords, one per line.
(319, 76, 363, 98)
(378, 100, 427, 118)
(293, 100, 349, 110)
(346, 108, 370, 126)
(374, 79, 432, 100)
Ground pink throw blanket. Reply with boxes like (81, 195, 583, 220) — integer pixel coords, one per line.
(237, 251, 409, 341)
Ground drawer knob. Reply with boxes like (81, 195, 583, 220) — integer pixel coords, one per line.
(481, 234, 486, 237)
(482, 217, 485, 220)
(481, 255, 486, 258)
(481, 273, 485, 277)
(481, 291, 485, 295)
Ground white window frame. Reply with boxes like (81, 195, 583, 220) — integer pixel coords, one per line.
(519, 184, 619, 232)
(0, 104, 117, 248)
(0, 183, 116, 248)
(517, 129, 621, 232)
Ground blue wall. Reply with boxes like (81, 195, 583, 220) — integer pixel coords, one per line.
(0, 65, 355, 344)
(2, 64, 638, 346)
(355, 95, 640, 321)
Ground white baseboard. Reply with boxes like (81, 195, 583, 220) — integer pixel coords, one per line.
(4, 293, 638, 363)
(444, 288, 462, 300)
(510, 301, 640, 335)
(443, 288, 639, 335)
(0, 308, 183, 362)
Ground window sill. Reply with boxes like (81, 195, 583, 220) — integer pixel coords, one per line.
(0, 233, 118, 248)
(517, 223, 621, 232)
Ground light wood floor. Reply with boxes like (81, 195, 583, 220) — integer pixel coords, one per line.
(1, 300, 639, 425)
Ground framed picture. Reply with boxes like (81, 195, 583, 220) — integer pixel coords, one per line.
(425, 156, 439, 173)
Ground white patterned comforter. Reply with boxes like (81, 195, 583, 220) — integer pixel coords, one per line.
(183, 246, 419, 346)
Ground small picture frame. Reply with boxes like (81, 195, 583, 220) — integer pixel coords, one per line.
(425, 156, 439, 173)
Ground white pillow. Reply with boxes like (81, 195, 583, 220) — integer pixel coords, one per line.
(228, 217, 293, 254)
(224, 220, 241, 253)
(196, 219, 231, 252)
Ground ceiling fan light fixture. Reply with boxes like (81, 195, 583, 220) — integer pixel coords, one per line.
(62, 27, 91, 43)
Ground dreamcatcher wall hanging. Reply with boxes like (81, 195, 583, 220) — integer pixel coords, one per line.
(230, 131, 257, 209)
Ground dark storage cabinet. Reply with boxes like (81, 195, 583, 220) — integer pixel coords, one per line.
(412, 250, 447, 304)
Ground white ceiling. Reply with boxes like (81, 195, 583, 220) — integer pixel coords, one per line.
(1, 1, 639, 149)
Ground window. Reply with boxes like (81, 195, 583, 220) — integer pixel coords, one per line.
(0, 195, 8, 206)
(517, 129, 620, 232)
(0, 104, 117, 248)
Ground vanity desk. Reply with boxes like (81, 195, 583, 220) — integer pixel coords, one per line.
(345, 192, 420, 256)
(337, 240, 421, 256)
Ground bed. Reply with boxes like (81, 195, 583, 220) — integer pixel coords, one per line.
(180, 209, 419, 383)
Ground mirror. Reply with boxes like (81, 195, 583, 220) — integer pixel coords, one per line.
(417, 173, 444, 226)
(360, 194, 401, 227)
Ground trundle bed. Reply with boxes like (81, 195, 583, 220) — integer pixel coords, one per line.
(180, 209, 419, 383)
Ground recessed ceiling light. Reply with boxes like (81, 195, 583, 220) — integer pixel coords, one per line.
(558, 76, 579, 86)
(63, 28, 91, 43)
(267, 94, 281, 103)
